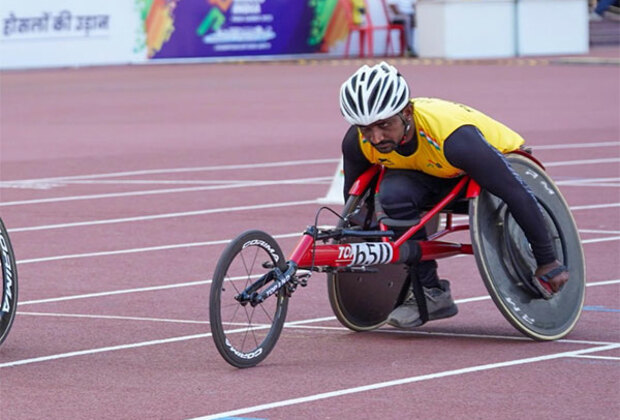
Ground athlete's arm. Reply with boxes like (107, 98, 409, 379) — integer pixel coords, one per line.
(342, 126, 372, 201)
(443, 125, 556, 266)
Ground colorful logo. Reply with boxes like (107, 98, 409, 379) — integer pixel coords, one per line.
(197, 0, 231, 37)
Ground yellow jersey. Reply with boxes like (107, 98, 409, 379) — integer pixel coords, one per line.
(359, 98, 525, 178)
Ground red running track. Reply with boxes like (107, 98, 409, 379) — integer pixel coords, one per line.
(1, 48, 619, 419)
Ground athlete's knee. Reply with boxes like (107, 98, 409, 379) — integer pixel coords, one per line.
(379, 183, 422, 220)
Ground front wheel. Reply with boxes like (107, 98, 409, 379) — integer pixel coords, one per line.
(0, 217, 18, 346)
(209, 230, 289, 368)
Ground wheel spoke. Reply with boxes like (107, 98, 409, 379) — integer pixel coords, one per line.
(209, 230, 289, 367)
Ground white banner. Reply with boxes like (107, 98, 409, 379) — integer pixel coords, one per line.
(0, 0, 145, 69)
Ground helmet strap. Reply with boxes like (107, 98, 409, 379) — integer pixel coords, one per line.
(397, 112, 411, 144)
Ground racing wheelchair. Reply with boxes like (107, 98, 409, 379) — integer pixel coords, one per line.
(209, 152, 586, 368)
(0, 217, 18, 346)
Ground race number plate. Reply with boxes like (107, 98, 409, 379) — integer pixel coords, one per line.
(338, 242, 393, 266)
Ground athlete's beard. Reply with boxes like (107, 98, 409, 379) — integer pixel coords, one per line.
(372, 123, 409, 153)
(373, 139, 399, 153)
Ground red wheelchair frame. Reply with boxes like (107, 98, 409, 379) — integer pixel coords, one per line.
(289, 150, 542, 270)
(209, 151, 584, 368)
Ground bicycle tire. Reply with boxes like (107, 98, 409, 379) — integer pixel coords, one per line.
(470, 153, 586, 340)
(327, 191, 409, 332)
(209, 230, 289, 368)
(0, 217, 18, 346)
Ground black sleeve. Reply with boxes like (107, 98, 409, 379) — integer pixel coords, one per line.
(444, 125, 556, 266)
(342, 125, 372, 201)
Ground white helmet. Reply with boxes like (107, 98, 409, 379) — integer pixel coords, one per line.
(339, 61, 410, 126)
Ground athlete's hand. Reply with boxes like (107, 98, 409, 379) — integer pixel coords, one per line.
(535, 260, 569, 294)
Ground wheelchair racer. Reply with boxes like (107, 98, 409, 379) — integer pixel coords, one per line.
(339, 62, 569, 329)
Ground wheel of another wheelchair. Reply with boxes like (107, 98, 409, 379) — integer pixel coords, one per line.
(470, 153, 585, 341)
(327, 192, 409, 332)
(209, 230, 289, 368)
(0, 218, 18, 346)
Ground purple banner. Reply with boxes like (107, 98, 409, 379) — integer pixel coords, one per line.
(148, 0, 338, 59)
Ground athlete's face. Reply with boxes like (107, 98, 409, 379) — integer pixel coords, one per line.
(358, 114, 408, 153)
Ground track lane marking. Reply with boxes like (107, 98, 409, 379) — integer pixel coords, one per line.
(1, 155, 617, 208)
(0, 316, 332, 368)
(2, 145, 616, 187)
(7, 200, 620, 234)
(0, 177, 331, 207)
(17, 271, 267, 305)
(8, 200, 319, 233)
(0, 158, 340, 186)
(16, 277, 620, 310)
(544, 157, 620, 167)
(531, 141, 619, 150)
(570, 355, 620, 361)
(578, 228, 620, 234)
(582, 236, 620, 244)
(15, 226, 620, 265)
(15, 312, 211, 324)
(16, 232, 302, 265)
(191, 344, 620, 420)
(4, 281, 618, 371)
(2, 312, 617, 369)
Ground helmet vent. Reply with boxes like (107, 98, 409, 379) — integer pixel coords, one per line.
(339, 61, 410, 126)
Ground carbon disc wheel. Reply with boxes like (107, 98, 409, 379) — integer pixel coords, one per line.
(470, 154, 585, 340)
(327, 191, 409, 332)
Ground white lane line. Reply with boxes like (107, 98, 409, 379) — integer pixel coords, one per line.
(14, 278, 619, 326)
(1, 154, 616, 206)
(582, 236, 620, 244)
(8, 200, 319, 233)
(16, 232, 302, 265)
(60, 179, 298, 185)
(0, 177, 331, 207)
(545, 157, 620, 167)
(3, 281, 618, 369)
(0, 158, 340, 185)
(17, 280, 214, 305)
(570, 202, 620, 211)
(192, 343, 620, 420)
(15, 229, 619, 266)
(570, 355, 620, 361)
(0, 332, 213, 368)
(585, 279, 620, 287)
(12, 311, 620, 350)
(579, 229, 620, 234)
(2, 308, 618, 370)
(6, 198, 620, 234)
(556, 176, 620, 186)
(0, 316, 327, 368)
(16, 272, 267, 306)
(558, 176, 620, 183)
(532, 141, 619, 150)
(16, 274, 619, 308)
(3, 147, 615, 186)
(559, 182, 620, 188)
(15, 312, 210, 325)
(376, 330, 619, 347)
